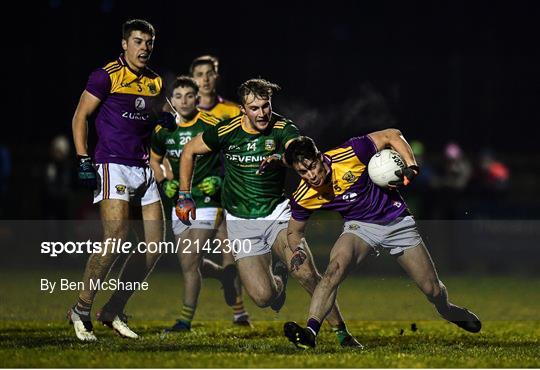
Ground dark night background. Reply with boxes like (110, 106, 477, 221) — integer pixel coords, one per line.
(3, 0, 540, 219)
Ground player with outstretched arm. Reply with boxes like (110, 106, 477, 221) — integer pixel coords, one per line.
(175, 78, 361, 347)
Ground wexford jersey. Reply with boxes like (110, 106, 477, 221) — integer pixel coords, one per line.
(290, 135, 409, 224)
(202, 113, 299, 218)
(85, 55, 163, 167)
(198, 96, 240, 120)
(151, 111, 222, 208)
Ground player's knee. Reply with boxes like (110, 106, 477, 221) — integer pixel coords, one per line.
(251, 290, 274, 308)
(103, 223, 129, 240)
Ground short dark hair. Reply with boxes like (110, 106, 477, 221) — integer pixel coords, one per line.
(169, 75, 199, 97)
(284, 136, 320, 166)
(122, 19, 155, 40)
(237, 78, 281, 105)
(189, 55, 219, 75)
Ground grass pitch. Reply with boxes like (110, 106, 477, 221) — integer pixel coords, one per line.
(1, 271, 539, 368)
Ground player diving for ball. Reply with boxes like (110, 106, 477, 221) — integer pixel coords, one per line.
(282, 131, 482, 349)
(150, 75, 248, 331)
(175, 78, 361, 347)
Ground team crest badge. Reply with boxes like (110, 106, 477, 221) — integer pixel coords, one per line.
(265, 139, 276, 151)
(342, 171, 357, 183)
(148, 83, 157, 94)
(115, 185, 126, 195)
(347, 224, 360, 230)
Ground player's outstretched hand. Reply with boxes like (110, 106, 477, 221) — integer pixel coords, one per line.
(155, 112, 177, 132)
(197, 176, 222, 196)
(257, 154, 283, 175)
(290, 239, 308, 271)
(388, 165, 420, 188)
(159, 179, 179, 199)
(175, 191, 196, 221)
(77, 155, 97, 190)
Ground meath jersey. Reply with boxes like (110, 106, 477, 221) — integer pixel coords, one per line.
(202, 113, 299, 218)
(85, 55, 163, 167)
(151, 111, 222, 207)
(290, 135, 409, 224)
(198, 96, 240, 120)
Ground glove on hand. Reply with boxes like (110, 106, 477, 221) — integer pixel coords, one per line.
(175, 191, 196, 221)
(159, 179, 179, 198)
(388, 165, 420, 187)
(77, 155, 97, 190)
(197, 176, 222, 196)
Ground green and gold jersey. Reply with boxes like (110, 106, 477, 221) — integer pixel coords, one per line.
(202, 113, 299, 218)
(151, 110, 222, 208)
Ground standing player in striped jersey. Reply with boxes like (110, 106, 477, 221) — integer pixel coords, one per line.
(149, 76, 242, 332)
(176, 79, 361, 347)
(283, 133, 481, 349)
(69, 19, 178, 341)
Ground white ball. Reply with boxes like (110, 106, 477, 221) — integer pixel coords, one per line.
(368, 149, 406, 187)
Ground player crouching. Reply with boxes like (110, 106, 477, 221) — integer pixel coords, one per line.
(282, 132, 481, 349)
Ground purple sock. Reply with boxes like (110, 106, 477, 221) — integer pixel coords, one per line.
(307, 317, 321, 336)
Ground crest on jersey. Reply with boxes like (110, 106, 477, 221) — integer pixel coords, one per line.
(148, 83, 157, 94)
(347, 223, 360, 230)
(342, 171, 357, 183)
(115, 185, 126, 194)
(265, 139, 276, 151)
(135, 97, 146, 111)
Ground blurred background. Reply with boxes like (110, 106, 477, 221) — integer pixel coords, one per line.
(1, 1, 539, 274)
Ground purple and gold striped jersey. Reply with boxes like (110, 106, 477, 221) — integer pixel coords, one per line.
(290, 135, 409, 224)
(198, 96, 240, 121)
(85, 55, 163, 167)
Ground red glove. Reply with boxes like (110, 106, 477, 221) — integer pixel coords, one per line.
(175, 192, 196, 221)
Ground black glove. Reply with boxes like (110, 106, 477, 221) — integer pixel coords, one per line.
(155, 112, 177, 131)
(77, 155, 97, 190)
(388, 165, 420, 187)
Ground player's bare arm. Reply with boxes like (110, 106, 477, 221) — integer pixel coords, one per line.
(368, 129, 420, 187)
(162, 158, 174, 180)
(178, 134, 213, 192)
(287, 218, 309, 271)
(72, 91, 101, 156)
(368, 128, 417, 167)
(149, 150, 166, 183)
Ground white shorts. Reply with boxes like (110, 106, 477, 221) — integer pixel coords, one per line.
(172, 207, 223, 236)
(93, 163, 160, 206)
(226, 199, 290, 261)
(341, 215, 423, 256)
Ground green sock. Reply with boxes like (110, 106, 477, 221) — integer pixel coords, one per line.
(332, 324, 350, 344)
